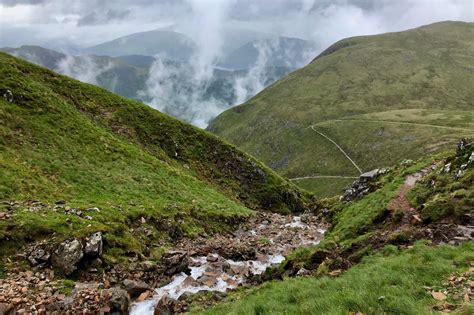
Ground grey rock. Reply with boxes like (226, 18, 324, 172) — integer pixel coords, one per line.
(359, 169, 380, 182)
(84, 232, 103, 257)
(2, 89, 13, 103)
(122, 279, 150, 297)
(154, 296, 176, 315)
(51, 238, 83, 275)
(27, 244, 51, 267)
(105, 287, 130, 313)
(161, 250, 189, 276)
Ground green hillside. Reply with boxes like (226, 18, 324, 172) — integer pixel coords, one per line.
(197, 142, 474, 314)
(0, 52, 310, 259)
(209, 21, 474, 197)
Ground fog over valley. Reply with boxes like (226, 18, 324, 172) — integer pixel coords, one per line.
(1, 0, 472, 126)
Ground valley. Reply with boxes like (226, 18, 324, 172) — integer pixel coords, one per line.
(0, 9, 473, 315)
(210, 21, 474, 197)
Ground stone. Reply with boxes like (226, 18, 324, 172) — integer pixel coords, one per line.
(51, 238, 83, 275)
(432, 291, 447, 301)
(84, 232, 103, 257)
(0, 303, 13, 314)
(154, 296, 176, 315)
(206, 254, 218, 262)
(27, 244, 51, 267)
(122, 279, 150, 298)
(161, 251, 189, 276)
(2, 90, 13, 103)
(105, 287, 130, 313)
(137, 290, 151, 302)
(198, 275, 217, 287)
(359, 169, 380, 182)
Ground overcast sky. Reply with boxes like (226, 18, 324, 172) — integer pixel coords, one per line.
(1, 0, 473, 51)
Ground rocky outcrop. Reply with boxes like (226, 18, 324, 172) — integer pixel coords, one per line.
(160, 251, 190, 276)
(341, 169, 385, 202)
(26, 231, 104, 275)
(51, 239, 84, 275)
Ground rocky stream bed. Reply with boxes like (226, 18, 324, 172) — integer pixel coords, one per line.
(0, 211, 328, 314)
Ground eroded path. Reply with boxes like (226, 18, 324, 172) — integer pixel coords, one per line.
(131, 212, 328, 314)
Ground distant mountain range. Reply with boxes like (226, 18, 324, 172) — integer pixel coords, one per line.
(0, 41, 301, 125)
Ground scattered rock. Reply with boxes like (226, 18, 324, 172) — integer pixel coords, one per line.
(51, 238, 83, 275)
(341, 169, 383, 202)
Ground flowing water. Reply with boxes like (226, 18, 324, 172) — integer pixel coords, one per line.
(131, 215, 327, 314)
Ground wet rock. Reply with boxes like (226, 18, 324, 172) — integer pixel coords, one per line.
(154, 296, 176, 315)
(122, 279, 150, 298)
(84, 232, 103, 257)
(161, 251, 189, 276)
(206, 253, 218, 262)
(198, 275, 217, 287)
(51, 238, 83, 275)
(105, 287, 130, 313)
(27, 244, 51, 267)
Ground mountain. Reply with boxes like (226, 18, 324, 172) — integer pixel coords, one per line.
(0, 51, 311, 261)
(1, 46, 294, 126)
(86, 30, 197, 60)
(1, 45, 148, 99)
(219, 36, 316, 70)
(209, 21, 474, 197)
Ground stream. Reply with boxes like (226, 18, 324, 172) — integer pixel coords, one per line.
(130, 213, 328, 314)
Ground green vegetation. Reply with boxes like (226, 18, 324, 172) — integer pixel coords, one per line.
(197, 241, 473, 315)
(0, 52, 311, 259)
(198, 147, 473, 314)
(210, 21, 474, 197)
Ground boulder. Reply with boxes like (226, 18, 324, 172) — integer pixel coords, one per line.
(84, 232, 103, 257)
(122, 279, 150, 298)
(341, 169, 383, 203)
(51, 238, 83, 275)
(27, 244, 51, 267)
(154, 296, 176, 315)
(105, 287, 130, 313)
(161, 251, 189, 276)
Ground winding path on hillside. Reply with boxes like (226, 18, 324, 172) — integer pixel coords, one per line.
(289, 175, 358, 181)
(309, 125, 363, 174)
(332, 119, 474, 132)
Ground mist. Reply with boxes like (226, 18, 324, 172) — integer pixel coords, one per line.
(1, 0, 473, 127)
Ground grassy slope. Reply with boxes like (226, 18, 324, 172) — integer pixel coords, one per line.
(197, 146, 473, 314)
(210, 21, 474, 197)
(0, 52, 310, 259)
(200, 242, 473, 315)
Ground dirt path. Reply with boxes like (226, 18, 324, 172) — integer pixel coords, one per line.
(388, 163, 439, 218)
(290, 175, 359, 181)
(332, 119, 474, 133)
(309, 125, 363, 174)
